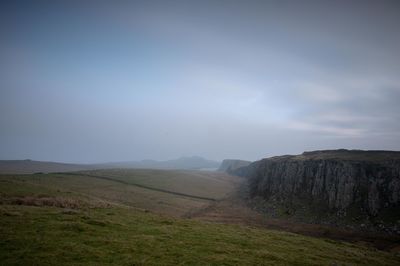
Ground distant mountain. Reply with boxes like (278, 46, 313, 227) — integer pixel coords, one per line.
(0, 156, 220, 174)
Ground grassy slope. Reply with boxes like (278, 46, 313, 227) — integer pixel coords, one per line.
(1, 205, 399, 266)
(0, 160, 100, 174)
(0, 172, 219, 217)
(0, 169, 242, 217)
(77, 169, 239, 199)
(0, 171, 399, 265)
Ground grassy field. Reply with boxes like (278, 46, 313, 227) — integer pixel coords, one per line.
(1, 204, 399, 265)
(0, 169, 241, 217)
(76, 168, 239, 200)
(0, 170, 399, 265)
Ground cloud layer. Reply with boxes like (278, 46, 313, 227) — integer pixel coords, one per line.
(1, 1, 399, 162)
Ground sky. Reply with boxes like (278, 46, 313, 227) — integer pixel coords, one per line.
(1, 0, 400, 163)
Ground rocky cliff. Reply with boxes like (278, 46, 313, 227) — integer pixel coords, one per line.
(234, 150, 400, 232)
(218, 159, 251, 174)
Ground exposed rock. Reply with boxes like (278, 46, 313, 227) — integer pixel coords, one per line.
(234, 150, 400, 232)
(218, 159, 252, 174)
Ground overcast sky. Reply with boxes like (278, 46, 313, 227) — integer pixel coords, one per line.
(1, 0, 399, 163)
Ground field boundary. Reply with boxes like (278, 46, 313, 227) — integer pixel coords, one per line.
(58, 172, 216, 202)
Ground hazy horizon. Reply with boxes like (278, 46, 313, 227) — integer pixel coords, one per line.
(1, 1, 400, 164)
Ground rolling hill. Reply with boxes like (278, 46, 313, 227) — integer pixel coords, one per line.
(0, 169, 399, 265)
(0, 159, 100, 174)
(0, 156, 220, 174)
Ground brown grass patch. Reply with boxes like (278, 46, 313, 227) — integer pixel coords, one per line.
(0, 196, 109, 209)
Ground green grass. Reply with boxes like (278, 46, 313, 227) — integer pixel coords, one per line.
(1, 204, 399, 265)
(0, 171, 399, 265)
(77, 169, 240, 199)
(295, 149, 400, 162)
(0, 170, 236, 217)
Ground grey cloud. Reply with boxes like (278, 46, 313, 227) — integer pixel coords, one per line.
(1, 0, 399, 162)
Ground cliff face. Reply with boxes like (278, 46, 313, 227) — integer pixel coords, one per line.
(218, 159, 251, 174)
(234, 150, 400, 230)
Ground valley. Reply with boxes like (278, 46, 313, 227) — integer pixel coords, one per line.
(1, 167, 399, 265)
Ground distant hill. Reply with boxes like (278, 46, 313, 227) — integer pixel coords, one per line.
(0, 156, 220, 174)
(105, 156, 220, 170)
(0, 160, 100, 174)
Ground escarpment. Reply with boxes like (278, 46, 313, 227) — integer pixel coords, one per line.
(234, 150, 400, 232)
(218, 159, 251, 174)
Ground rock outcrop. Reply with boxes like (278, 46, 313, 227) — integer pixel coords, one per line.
(234, 150, 400, 232)
(218, 159, 251, 174)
